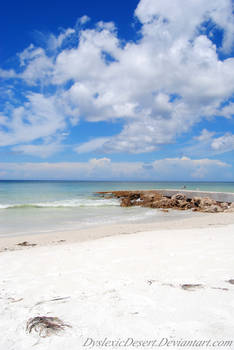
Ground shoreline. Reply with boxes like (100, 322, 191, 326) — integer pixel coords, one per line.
(1, 211, 234, 252)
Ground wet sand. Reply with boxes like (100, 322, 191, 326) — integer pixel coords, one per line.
(0, 211, 234, 252)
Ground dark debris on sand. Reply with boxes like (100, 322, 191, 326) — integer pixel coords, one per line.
(26, 316, 71, 338)
(17, 241, 37, 247)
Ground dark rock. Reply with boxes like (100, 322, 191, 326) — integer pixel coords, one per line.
(171, 193, 187, 201)
(191, 197, 202, 207)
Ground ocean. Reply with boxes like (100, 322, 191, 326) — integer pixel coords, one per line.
(0, 181, 233, 237)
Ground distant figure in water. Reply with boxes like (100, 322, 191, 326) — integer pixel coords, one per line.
(182, 185, 187, 189)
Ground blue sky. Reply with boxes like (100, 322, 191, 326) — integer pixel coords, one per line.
(0, 0, 234, 180)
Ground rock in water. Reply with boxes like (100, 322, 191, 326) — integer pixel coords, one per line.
(96, 190, 232, 213)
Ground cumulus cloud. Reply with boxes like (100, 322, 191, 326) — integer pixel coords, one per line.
(0, 0, 233, 157)
(0, 157, 230, 180)
(194, 129, 216, 142)
(211, 133, 234, 153)
(184, 129, 234, 157)
(0, 92, 78, 148)
(152, 156, 229, 179)
(0, 159, 143, 180)
(135, 0, 234, 52)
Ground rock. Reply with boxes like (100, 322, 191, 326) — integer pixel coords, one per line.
(220, 202, 229, 210)
(130, 193, 141, 200)
(120, 197, 132, 207)
(96, 190, 231, 214)
(150, 200, 161, 208)
(203, 205, 223, 213)
(140, 192, 162, 201)
(186, 203, 193, 209)
(139, 192, 162, 207)
(110, 191, 136, 198)
(192, 207, 199, 212)
(151, 198, 173, 209)
(225, 202, 234, 212)
(131, 199, 142, 206)
(191, 197, 202, 207)
(171, 193, 187, 201)
(224, 208, 234, 213)
(195, 197, 219, 212)
(177, 200, 190, 209)
(200, 197, 217, 207)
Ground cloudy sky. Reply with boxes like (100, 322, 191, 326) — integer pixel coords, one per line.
(0, 0, 233, 180)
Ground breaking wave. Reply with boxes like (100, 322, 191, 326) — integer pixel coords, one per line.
(0, 198, 119, 209)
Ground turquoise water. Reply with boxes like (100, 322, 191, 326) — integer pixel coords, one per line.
(0, 181, 233, 237)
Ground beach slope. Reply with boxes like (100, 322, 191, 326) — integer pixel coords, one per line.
(0, 223, 234, 349)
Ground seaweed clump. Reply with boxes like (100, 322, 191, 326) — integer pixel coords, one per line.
(26, 316, 71, 337)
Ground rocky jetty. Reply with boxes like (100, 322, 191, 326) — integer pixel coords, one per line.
(96, 190, 234, 213)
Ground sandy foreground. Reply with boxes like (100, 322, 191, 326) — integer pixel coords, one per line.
(0, 213, 234, 349)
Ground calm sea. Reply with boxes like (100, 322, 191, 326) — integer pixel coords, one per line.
(0, 181, 233, 237)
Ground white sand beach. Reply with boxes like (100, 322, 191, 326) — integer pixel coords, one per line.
(0, 213, 234, 349)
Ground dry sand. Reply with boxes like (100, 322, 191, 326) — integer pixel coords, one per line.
(0, 213, 234, 349)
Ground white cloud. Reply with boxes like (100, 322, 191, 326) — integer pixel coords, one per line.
(214, 102, 234, 119)
(79, 15, 90, 25)
(19, 46, 53, 85)
(47, 28, 75, 50)
(0, 157, 230, 180)
(152, 156, 229, 179)
(0, 69, 17, 79)
(89, 157, 111, 166)
(211, 133, 234, 153)
(12, 141, 64, 158)
(75, 137, 110, 154)
(135, 0, 234, 52)
(0, 0, 233, 157)
(184, 129, 234, 157)
(0, 159, 143, 180)
(18, 44, 44, 67)
(194, 129, 216, 142)
(0, 92, 78, 147)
